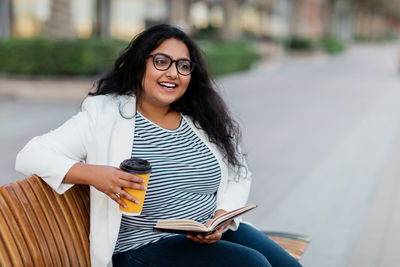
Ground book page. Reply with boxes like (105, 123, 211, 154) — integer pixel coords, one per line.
(209, 204, 257, 230)
(155, 219, 206, 231)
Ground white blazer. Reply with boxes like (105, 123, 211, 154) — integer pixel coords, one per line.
(15, 94, 252, 267)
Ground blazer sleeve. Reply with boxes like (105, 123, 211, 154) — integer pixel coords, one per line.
(15, 96, 98, 194)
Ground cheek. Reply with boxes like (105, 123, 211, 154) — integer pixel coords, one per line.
(142, 69, 160, 89)
(183, 76, 191, 88)
(144, 62, 160, 81)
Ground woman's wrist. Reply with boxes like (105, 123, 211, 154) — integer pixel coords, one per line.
(63, 162, 96, 186)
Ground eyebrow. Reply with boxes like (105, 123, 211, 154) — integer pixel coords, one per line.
(157, 52, 191, 61)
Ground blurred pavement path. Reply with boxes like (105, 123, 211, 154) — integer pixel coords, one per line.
(1, 43, 399, 267)
(0, 77, 92, 101)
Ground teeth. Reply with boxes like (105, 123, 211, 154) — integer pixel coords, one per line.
(159, 82, 176, 88)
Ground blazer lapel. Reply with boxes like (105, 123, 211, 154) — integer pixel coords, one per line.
(108, 95, 136, 168)
(105, 95, 136, 250)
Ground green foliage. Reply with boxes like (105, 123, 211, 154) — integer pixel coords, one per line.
(286, 37, 315, 51)
(199, 41, 261, 76)
(354, 31, 399, 43)
(0, 37, 260, 77)
(191, 26, 220, 40)
(286, 36, 346, 55)
(321, 36, 345, 54)
(0, 37, 127, 76)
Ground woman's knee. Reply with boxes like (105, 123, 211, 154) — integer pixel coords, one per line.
(224, 224, 302, 267)
(231, 248, 272, 267)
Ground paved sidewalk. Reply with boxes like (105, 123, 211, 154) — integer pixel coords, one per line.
(349, 126, 400, 267)
(0, 77, 93, 101)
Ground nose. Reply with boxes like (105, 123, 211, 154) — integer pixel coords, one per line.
(165, 62, 178, 79)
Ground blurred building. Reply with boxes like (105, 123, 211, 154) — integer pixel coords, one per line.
(0, 0, 398, 42)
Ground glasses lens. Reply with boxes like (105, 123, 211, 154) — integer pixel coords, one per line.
(177, 60, 192, 75)
(153, 54, 171, 70)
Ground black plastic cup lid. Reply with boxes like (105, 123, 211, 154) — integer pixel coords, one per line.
(120, 158, 152, 174)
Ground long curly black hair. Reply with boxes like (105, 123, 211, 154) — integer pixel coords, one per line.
(90, 24, 242, 168)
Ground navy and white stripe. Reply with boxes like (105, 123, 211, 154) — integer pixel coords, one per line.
(114, 112, 221, 253)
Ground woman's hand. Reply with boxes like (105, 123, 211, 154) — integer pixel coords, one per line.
(64, 163, 146, 207)
(186, 209, 232, 244)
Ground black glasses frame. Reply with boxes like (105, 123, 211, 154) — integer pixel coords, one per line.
(148, 53, 195, 76)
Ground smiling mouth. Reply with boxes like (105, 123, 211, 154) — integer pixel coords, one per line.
(159, 82, 177, 89)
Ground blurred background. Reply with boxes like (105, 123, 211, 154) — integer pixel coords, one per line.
(1, 0, 400, 266)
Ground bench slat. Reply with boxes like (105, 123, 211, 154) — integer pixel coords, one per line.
(26, 176, 70, 266)
(0, 186, 35, 266)
(0, 200, 23, 267)
(35, 176, 83, 266)
(61, 188, 91, 265)
(0, 176, 90, 266)
(24, 177, 64, 266)
(265, 231, 311, 261)
(11, 181, 50, 266)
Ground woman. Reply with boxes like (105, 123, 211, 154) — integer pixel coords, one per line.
(16, 24, 301, 267)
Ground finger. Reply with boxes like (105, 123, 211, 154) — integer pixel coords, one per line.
(196, 234, 212, 242)
(119, 190, 140, 204)
(205, 232, 220, 240)
(222, 222, 231, 229)
(196, 234, 205, 239)
(199, 237, 216, 244)
(118, 171, 146, 183)
(215, 225, 228, 233)
(108, 193, 127, 208)
(191, 234, 208, 244)
(204, 219, 213, 228)
(186, 235, 201, 243)
(119, 179, 147, 191)
(204, 233, 218, 240)
(186, 235, 199, 242)
(205, 228, 223, 240)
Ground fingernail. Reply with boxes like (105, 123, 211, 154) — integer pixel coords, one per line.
(142, 186, 147, 190)
(134, 200, 140, 204)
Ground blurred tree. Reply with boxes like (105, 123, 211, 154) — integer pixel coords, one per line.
(288, 0, 302, 38)
(168, 0, 192, 31)
(356, 0, 400, 19)
(44, 0, 75, 38)
(323, 0, 337, 36)
(93, 0, 111, 38)
(247, 0, 274, 37)
(0, 0, 12, 39)
(354, 0, 399, 39)
(220, 0, 242, 41)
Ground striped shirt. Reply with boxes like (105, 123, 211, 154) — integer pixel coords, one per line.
(114, 112, 221, 253)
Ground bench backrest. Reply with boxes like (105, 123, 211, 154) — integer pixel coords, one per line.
(0, 176, 309, 266)
(0, 175, 90, 266)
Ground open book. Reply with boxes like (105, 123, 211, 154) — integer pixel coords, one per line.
(153, 204, 257, 235)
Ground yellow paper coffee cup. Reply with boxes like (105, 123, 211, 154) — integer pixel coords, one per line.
(119, 158, 152, 216)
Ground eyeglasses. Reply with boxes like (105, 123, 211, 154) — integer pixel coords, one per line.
(148, 53, 195, 76)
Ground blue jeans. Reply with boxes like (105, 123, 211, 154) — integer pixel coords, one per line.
(112, 224, 302, 267)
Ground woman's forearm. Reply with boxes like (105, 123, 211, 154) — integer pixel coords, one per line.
(63, 162, 97, 185)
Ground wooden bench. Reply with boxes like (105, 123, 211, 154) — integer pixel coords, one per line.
(0, 175, 310, 266)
